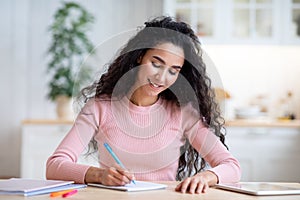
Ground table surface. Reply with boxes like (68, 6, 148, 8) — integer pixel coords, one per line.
(1, 182, 300, 200)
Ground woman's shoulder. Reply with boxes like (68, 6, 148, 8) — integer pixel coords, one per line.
(81, 95, 111, 112)
(162, 99, 200, 119)
(181, 102, 199, 113)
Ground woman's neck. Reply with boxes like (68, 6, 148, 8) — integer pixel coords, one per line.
(128, 90, 158, 106)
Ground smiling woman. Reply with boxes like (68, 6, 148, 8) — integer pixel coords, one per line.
(131, 43, 184, 106)
(46, 16, 241, 194)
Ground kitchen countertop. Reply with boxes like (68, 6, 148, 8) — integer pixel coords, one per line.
(225, 119, 300, 128)
(22, 119, 300, 128)
(22, 119, 74, 125)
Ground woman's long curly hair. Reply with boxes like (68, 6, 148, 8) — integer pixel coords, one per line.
(81, 16, 227, 181)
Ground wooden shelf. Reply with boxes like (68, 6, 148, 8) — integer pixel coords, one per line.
(22, 119, 74, 125)
(226, 119, 300, 128)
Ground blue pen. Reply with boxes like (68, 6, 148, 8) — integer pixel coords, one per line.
(104, 142, 136, 184)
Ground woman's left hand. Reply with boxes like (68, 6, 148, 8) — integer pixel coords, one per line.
(175, 171, 218, 194)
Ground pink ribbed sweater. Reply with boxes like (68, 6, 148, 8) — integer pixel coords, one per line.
(46, 97, 241, 183)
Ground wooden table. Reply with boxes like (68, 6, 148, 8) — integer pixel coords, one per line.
(1, 182, 300, 200)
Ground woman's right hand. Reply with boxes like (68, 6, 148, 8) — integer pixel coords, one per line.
(84, 165, 135, 186)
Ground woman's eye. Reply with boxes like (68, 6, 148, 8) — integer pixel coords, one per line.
(169, 69, 177, 75)
(151, 62, 160, 68)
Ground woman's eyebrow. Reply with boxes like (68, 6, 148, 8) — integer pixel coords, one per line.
(153, 56, 166, 64)
(152, 55, 182, 69)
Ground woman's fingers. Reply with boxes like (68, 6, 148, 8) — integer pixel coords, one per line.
(175, 181, 182, 191)
(188, 179, 199, 194)
(195, 182, 208, 194)
(84, 166, 135, 186)
(114, 164, 136, 183)
(175, 175, 210, 194)
(118, 169, 135, 182)
(107, 167, 131, 185)
(177, 177, 191, 193)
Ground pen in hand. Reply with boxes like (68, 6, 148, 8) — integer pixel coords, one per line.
(104, 142, 136, 184)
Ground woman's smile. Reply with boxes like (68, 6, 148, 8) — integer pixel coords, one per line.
(148, 78, 163, 89)
(129, 42, 184, 106)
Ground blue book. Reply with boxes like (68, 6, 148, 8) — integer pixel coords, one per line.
(0, 178, 86, 196)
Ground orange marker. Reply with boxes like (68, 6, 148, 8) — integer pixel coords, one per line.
(62, 189, 78, 198)
(50, 189, 73, 197)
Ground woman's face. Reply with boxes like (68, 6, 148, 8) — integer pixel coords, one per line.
(133, 43, 184, 98)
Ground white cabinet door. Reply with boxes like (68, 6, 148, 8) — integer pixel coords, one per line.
(21, 123, 100, 179)
(164, 0, 300, 44)
(282, 0, 300, 44)
(21, 124, 71, 179)
(226, 127, 300, 181)
(164, 0, 223, 44)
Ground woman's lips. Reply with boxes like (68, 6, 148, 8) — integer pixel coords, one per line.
(148, 78, 162, 90)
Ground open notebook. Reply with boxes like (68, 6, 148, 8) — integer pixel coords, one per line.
(215, 182, 300, 196)
(0, 178, 86, 196)
(88, 181, 167, 192)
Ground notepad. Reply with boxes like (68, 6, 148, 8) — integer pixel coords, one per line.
(88, 181, 167, 192)
(215, 182, 300, 196)
(0, 178, 86, 196)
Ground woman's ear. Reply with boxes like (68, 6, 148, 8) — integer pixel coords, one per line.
(137, 56, 142, 64)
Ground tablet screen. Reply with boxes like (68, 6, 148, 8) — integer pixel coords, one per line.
(216, 182, 300, 196)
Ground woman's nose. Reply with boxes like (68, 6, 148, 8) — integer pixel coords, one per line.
(155, 69, 167, 82)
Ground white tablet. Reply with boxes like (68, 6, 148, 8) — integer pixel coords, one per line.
(215, 182, 300, 196)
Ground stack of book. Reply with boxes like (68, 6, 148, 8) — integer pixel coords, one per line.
(0, 178, 86, 196)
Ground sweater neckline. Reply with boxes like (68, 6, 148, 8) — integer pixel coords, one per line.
(121, 96, 163, 113)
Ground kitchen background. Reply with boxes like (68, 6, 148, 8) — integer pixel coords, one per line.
(1, 0, 299, 179)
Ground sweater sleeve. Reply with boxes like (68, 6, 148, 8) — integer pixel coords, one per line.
(46, 98, 100, 183)
(182, 104, 241, 183)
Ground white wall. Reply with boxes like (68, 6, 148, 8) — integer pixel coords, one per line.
(0, 0, 163, 178)
(203, 45, 300, 119)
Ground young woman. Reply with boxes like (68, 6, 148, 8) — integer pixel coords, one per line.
(46, 16, 241, 194)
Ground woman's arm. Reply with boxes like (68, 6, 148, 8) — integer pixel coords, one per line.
(46, 99, 100, 183)
(191, 128, 241, 183)
(178, 104, 241, 193)
(46, 99, 135, 185)
(177, 126, 241, 193)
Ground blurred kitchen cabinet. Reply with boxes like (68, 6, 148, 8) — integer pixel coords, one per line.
(226, 126, 300, 181)
(164, 0, 300, 44)
(21, 120, 98, 179)
(164, 0, 226, 44)
(228, 0, 280, 44)
(282, 0, 300, 44)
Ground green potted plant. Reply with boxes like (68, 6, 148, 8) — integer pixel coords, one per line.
(47, 1, 95, 119)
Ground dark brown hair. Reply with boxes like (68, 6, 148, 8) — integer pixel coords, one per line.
(81, 16, 227, 180)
